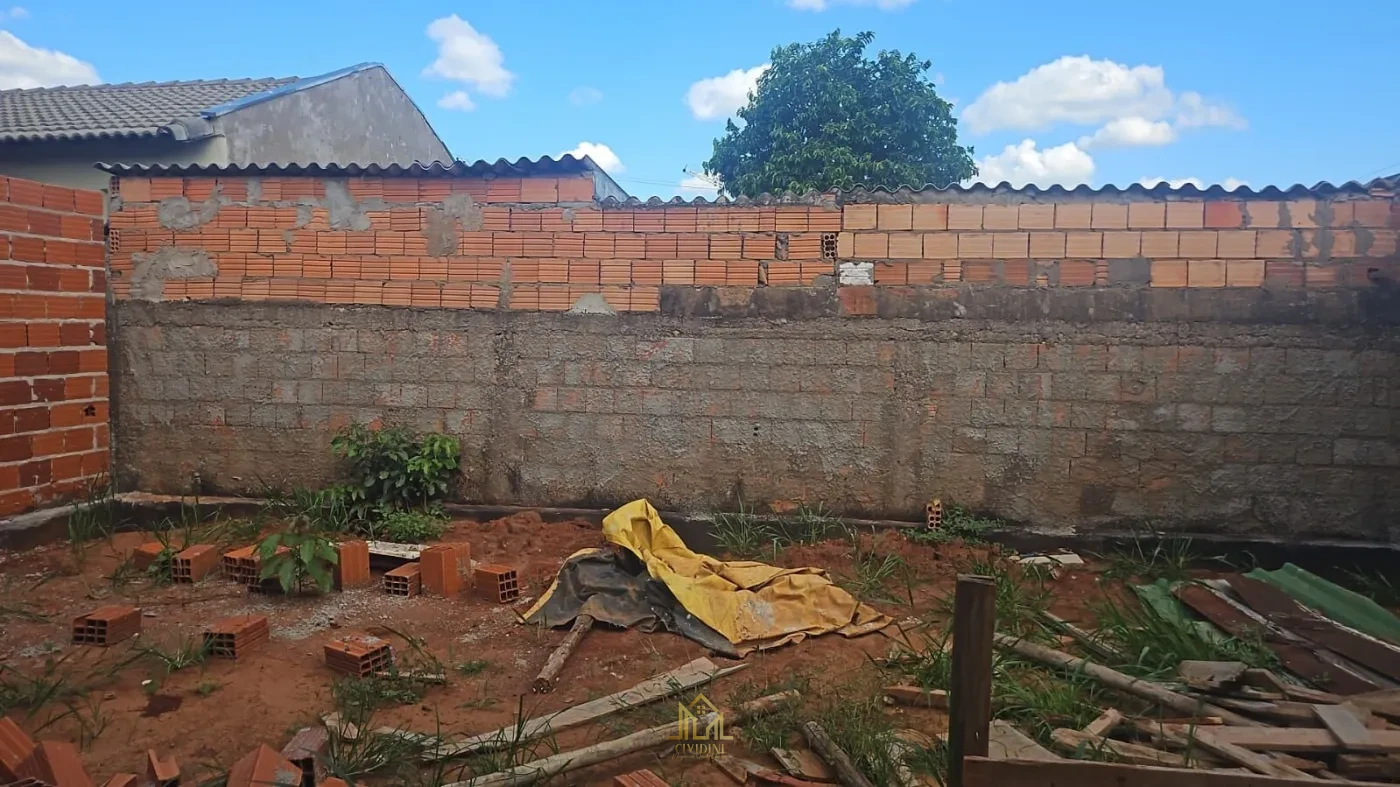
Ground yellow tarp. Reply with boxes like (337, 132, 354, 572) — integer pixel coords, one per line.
(600, 499, 889, 651)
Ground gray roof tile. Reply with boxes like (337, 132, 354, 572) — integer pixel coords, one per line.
(0, 76, 298, 141)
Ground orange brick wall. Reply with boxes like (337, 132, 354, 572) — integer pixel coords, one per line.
(0, 176, 109, 516)
(106, 174, 1397, 314)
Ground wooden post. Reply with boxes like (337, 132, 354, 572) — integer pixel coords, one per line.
(948, 574, 996, 787)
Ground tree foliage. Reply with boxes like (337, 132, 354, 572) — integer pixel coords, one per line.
(704, 30, 975, 198)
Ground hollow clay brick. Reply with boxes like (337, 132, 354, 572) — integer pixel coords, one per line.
(324, 634, 394, 678)
(17, 740, 93, 787)
(227, 744, 301, 787)
(172, 544, 218, 583)
(333, 540, 371, 590)
(0, 716, 35, 781)
(473, 563, 520, 604)
(204, 615, 269, 659)
(384, 563, 421, 597)
(420, 543, 467, 597)
(130, 541, 164, 571)
(146, 749, 179, 786)
(71, 605, 140, 646)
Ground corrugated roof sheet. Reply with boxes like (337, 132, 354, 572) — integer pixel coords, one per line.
(0, 76, 298, 141)
(96, 155, 602, 177)
(92, 158, 1400, 203)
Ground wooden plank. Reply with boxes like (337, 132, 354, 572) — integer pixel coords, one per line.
(1349, 689, 1400, 722)
(1186, 730, 1316, 779)
(388, 658, 744, 760)
(1082, 709, 1123, 738)
(994, 635, 1262, 726)
(948, 575, 996, 787)
(804, 721, 876, 787)
(365, 540, 424, 561)
(772, 749, 837, 783)
(1232, 578, 1400, 686)
(1313, 703, 1374, 751)
(1155, 725, 1400, 753)
(1201, 696, 1320, 726)
(1242, 671, 1342, 705)
(1050, 729, 1189, 767)
(963, 757, 1392, 787)
(1175, 583, 1379, 695)
(1181, 661, 1249, 692)
(988, 721, 1059, 762)
(1336, 754, 1400, 781)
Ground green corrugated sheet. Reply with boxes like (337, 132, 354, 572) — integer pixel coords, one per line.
(1246, 563, 1400, 645)
(1133, 578, 1229, 646)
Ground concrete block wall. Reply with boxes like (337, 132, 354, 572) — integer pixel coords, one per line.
(0, 176, 109, 515)
(107, 172, 1400, 540)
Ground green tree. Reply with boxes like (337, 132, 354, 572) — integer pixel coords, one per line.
(704, 30, 975, 198)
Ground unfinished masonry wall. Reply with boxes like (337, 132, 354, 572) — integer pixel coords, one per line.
(108, 172, 1400, 540)
(0, 175, 109, 515)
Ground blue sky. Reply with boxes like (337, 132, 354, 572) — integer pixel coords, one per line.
(7, 0, 1399, 199)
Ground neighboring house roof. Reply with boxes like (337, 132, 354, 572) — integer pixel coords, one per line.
(0, 63, 381, 143)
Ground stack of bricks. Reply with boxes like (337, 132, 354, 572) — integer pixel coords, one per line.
(204, 614, 269, 658)
(0, 175, 108, 516)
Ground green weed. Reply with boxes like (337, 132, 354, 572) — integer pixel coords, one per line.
(1345, 568, 1400, 608)
(1101, 532, 1211, 583)
(812, 693, 902, 787)
(935, 554, 1052, 637)
(1091, 593, 1276, 679)
(730, 673, 812, 752)
(840, 528, 905, 602)
(195, 680, 222, 696)
(454, 659, 490, 678)
(711, 499, 775, 559)
(370, 507, 449, 544)
(905, 503, 999, 546)
(66, 474, 116, 565)
(138, 634, 209, 676)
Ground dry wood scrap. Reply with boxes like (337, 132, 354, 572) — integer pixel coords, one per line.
(803, 721, 877, 787)
(1190, 695, 1320, 726)
(987, 721, 1059, 761)
(372, 670, 447, 683)
(772, 748, 837, 783)
(1337, 753, 1400, 781)
(1183, 730, 1317, 779)
(1083, 709, 1124, 737)
(1149, 724, 1400, 753)
(1313, 703, 1376, 751)
(883, 685, 947, 709)
(382, 657, 746, 760)
(442, 691, 797, 787)
(1243, 670, 1343, 705)
(1050, 728, 1193, 767)
(1037, 611, 1127, 663)
(531, 614, 593, 693)
(1348, 689, 1400, 723)
(993, 634, 1265, 727)
(961, 756, 1390, 787)
(715, 755, 828, 787)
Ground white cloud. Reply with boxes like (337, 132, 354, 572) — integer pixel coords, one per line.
(787, 0, 916, 9)
(1077, 116, 1176, 149)
(1139, 176, 1250, 190)
(1175, 91, 1247, 129)
(0, 31, 97, 89)
(679, 174, 721, 199)
(3, 7, 28, 20)
(423, 15, 513, 109)
(568, 86, 602, 106)
(563, 142, 623, 173)
(686, 64, 768, 120)
(962, 55, 1245, 138)
(436, 90, 475, 112)
(974, 139, 1095, 188)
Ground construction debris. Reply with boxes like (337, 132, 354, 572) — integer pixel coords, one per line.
(614, 769, 669, 787)
(532, 613, 593, 693)
(772, 747, 837, 782)
(227, 744, 301, 787)
(883, 685, 948, 709)
(1178, 661, 1248, 692)
(802, 721, 875, 787)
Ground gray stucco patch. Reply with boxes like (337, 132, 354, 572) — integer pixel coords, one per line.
(323, 180, 371, 230)
(157, 196, 218, 230)
(130, 247, 217, 301)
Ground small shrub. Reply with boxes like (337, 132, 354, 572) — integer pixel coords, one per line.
(371, 507, 448, 544)
(331, 425, 460, 516)
(259, 531, 339, 594)
(906, 503, 999, 546)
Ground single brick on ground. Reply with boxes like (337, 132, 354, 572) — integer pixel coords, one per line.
(473, 563, 519, 603)
(333, 540, 371, 590)
(204, 615, 269, 659)
(281, 726, 328, 786)
(146, 749, 179, 786)
(17, 740, 93, 786)
(419, 543, 466, 597)
(324, 634, 394, 678)
(227, 744, 302, 787)
(71, 605, 140, 646)
(172, 544, 219, 583)
(0, 716, 35, 781)
(130, 541, 165, 571)
(384, 562, 421, 597)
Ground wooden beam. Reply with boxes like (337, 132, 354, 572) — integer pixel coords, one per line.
(531, 614, 593, 693)
(1185, 730, 1315, 779)
(803, 721, 875, 787)
(994, 635, 1263, 727)
(1049, 729, 1190, 767)
(988, 721, 1058, 762)
(948, 575, 996, 787)
(1082, 709, 1123, 738)
(883, 685, 948, 709)
(1154, 725, 1400, 753)
(1313, 703, 1374, 752)
(962, 757, 1392, 787)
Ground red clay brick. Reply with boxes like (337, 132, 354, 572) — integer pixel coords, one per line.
(281, 726, 329, 786)
(1204, 201, 1244, 229)
(615, 769, 670, 787)
(103, 774, 141, 787)
(72, 604, 141, 646)
(227, 744, 302, 787)
(17, 740, 92, 787)
(384, 562, 422, 597)
(420, 543, 466, 597)
(0, 716, 35, 781)
(473, 563, 520, 603)
(204, 615, 269, 659)
(172, 544, 219, 583)
(333, 540, 371, 590)
(324, 634, 394, 677)
(146, 749, 179, 786)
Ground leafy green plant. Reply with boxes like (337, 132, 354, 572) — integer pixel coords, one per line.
(1091, 593, 1276, 679)
(711, 499, 781, 559)
(332, 425, 461, 516)
(906, 503, 1000, 546)
(261, 484, 354, 534)
(370, 507, 448, 544)
(259, 531, 339, 594)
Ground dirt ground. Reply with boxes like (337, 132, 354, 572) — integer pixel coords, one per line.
(0, 511, 1117, 785)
